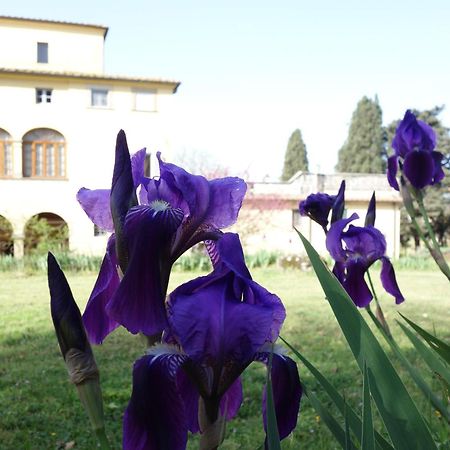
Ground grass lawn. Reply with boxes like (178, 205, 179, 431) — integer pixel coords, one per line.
(0, 266, 448, 449)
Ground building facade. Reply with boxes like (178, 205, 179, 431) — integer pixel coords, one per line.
(239, 172, 401, 259)
(0, 16, 179, 257)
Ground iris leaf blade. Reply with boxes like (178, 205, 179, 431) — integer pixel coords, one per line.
(399, 313, 450, 364)
(265, 348, 281, 450)
(280, 336, 393, 450)
(362, 362, 375, 450)
(297, 230, 437, 450)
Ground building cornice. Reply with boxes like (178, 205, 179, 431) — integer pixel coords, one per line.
(0, 15, 108, 38)
(0, 67, 181, 93)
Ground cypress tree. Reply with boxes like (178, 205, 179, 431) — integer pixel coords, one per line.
(281, 129, 309, 181)
(336, 96, 385, 173)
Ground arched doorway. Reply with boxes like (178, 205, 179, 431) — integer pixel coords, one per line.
(0, 128, 13, 178)
(24, 213, 69, 255)
(0, 215, 13, 256)
(22, 128, 66, 178)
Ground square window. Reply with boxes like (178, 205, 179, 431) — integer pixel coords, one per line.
(37, 42, 48, 63)
(135, 90, 156, 111)
(91, 89, 108, 107)
(36, 88, 52, 103)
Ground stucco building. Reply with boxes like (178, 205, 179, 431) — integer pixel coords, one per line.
(0, 16, 179, 257)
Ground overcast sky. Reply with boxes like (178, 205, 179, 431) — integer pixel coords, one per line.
(4, 0, 450, 179)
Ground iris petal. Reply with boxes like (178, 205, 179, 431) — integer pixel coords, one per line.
(343, 261, 373, 307)
(403, 150, 434, 189)
(123, 353, 188, 450)
(256, 352, 302, 441)
(432, 151, 445, 185)
(326, 213, 359, 262)
(387, 155, 399, 191)
(76, 188, 114, 232)
(82, 236, 120, 344)
(107, 205, 183, 336)
(380, 257, 405, 304)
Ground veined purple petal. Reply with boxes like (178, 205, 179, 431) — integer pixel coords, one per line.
(343, 261, 373, 307)
(176, 369, 200, 433)
(157, 152, 210, 220)
(107, 205, 183, 336)
(204, 177, 247, 229)
(256, 351, 302, 441)
(326, 213, 359, 262)
(76, 188, 114, 232)
(216, 233, 251, 279)
(403, 150, 434, 189)
(82, 236, 120, 344)
(131, 148, 147, 188)
(123, 352, 188, 450)
(387, 155, 399, 191)
(146, 178, 189, 215)
(380, 257, 405, 304)
(342, 225, 386, 265)
(432, 151, 445, 185)
(168, 279, 275, 368)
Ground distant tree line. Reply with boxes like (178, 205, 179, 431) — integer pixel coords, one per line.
(281, 98, 450, 249)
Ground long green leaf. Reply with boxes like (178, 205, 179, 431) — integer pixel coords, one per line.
(297, 231, 437, 450)
(399, 313, 450, 364)
(265, 348, 281, 450)
(398, 320, 450, 387)
(280, 336, 393, 450)
(362, 362, 375, 450)
(306, 388, 354, 450)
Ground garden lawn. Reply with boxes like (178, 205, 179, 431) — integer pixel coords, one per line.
(0, 267, 448, 449)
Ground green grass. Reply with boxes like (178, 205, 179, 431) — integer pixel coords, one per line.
(0, 268, 448, 449)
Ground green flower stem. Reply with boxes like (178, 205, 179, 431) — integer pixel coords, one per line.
(366, 270, 392, 339)
(94, 428, 111, 450)
(413, 189, 450, 282)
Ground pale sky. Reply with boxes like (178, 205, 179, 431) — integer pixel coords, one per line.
(3, 0, 450, 180)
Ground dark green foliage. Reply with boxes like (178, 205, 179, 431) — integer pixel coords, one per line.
(387, 107, 450, 248)
(336, 96, 386, 173)
(281, 129, 309, 181)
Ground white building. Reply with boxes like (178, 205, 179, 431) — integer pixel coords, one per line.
(0, 16, 179, 257)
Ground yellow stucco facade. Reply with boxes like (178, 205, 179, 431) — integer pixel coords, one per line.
(0, 16, 180, 257)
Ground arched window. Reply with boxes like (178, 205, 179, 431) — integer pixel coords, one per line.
(22, 128, 66, 178)
(0, 128, 13, 177)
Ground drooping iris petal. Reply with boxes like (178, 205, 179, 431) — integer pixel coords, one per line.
(76, 188, 114, 232)
(387, 155, 399, 191)
(256, 351, 302, 441)
(82, 236, 120, 344)
(432, 151, 445, 185)
(343, 261, 373, 307)
(403, 150, 434, 189)
(326, 213, 359, 262)
(168, 278, 275, 367)
(123, 352, 188, 450)
(176, 369, 200, 433)
(299, 192, 335, 229)
(107, 205, 184, 336)
(380, 257, 405, 305)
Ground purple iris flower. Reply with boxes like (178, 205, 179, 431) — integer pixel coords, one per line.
(326, 197, 404, 308)
(123, 233, 302, 450)
(299, 181, 345, 232)
(388, 110, 445, 190)
(77, 131, 247, 344)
